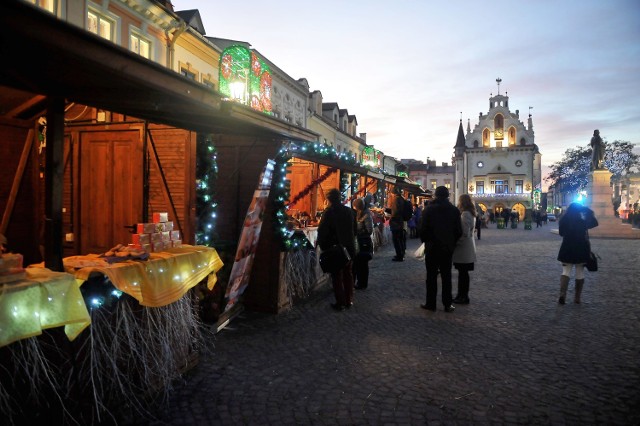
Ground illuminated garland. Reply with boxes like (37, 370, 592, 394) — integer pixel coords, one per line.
(340, 171, 349, 198)
(195, 134, 218, 246)
(352, 173, 359, 195)
(272, 141, 360, 250)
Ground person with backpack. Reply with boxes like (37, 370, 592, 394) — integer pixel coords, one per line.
(390, 187, 409, 261)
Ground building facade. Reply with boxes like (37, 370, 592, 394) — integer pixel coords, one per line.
(453, 88, 542, 219)
(406, 159, 454, 199)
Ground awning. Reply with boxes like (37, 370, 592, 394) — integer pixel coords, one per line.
(366, 171, 385, 180)
(392, 176, 429, 196)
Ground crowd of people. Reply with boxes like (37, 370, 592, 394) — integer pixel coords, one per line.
(316, 185, 598, 313)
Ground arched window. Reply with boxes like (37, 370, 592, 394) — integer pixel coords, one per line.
(508, 127, 516, 145)
(483, 129, 490, 147)
(494, 114, 504, 141)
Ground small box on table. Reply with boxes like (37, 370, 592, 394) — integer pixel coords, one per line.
(153, 212, 168, 223)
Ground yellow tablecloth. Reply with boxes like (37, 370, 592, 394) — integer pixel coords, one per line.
(0, 267, 90, 348)
(69, 245, 223, 308)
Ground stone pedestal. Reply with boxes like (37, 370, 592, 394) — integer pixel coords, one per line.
(587, 170, 613, 218)
(586, 169, 640, 239)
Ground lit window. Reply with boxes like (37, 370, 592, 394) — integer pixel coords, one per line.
(492, 180, 506, 194)
(444, 180, 451, 189)
(30, 0, 56, 13)
(476, 181, 484, 194)
(516, 180, 523, 194)
(431, 180, 437, 190)
(88, 11, 113, 41)
(130, 33, 151, 59)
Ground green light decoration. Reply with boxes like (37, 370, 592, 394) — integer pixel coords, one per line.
(195, 134, 219, 246)
(361, 146, 382, 168)
(272, 141, 361, 250)
(340, 171, 349, 199)
(219, 45, 272, 114)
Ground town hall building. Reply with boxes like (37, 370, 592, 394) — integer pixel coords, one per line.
(453, 82, 542, 220)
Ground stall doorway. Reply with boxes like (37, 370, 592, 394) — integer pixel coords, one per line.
(79, 129, 143, 254)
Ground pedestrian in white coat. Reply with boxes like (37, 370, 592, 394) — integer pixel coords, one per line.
(452, 194, 477, 304)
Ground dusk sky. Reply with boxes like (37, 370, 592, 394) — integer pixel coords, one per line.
(176, 0, 639, 185)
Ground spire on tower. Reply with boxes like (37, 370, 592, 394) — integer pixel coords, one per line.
(496, 78, 502, 95)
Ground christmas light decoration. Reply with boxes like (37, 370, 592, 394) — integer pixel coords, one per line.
(195, 134, 218, 246)
(219, 46, 272, 114)
(272, 141, 362, 250)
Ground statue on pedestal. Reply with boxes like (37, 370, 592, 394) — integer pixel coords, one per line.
(590, 129, 605, 171)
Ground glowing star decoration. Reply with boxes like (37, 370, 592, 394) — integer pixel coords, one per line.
(221, 54, 233, 80)
(219, 46, 272, 114)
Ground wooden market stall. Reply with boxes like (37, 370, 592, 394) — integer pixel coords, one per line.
(0, 2, 316, 423)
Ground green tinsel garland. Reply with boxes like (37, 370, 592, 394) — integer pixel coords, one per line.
(195, 134, 218, 246)
(272, 141, 361, 250)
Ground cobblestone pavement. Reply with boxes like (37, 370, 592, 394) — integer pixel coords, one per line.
(128, 222, 640, 425)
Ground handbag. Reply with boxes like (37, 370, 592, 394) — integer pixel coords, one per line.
(356, 234, 373, 260)
(414, 242, 425, 260)
(586, 251, 599, 272)
(319, 244, 351, 274)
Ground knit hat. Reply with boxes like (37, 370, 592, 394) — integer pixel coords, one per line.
(435, 186, 449, 198)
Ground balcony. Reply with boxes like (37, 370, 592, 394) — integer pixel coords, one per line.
(471, 193, 531, 202)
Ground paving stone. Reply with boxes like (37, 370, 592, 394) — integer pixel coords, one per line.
(121, 224, 640, 425)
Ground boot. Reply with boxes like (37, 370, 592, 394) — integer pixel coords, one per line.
(558, 275, 569, 305)
(574, 279, 584, 304)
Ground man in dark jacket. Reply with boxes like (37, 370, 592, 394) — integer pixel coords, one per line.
(419, 186, 462, 312)
(317, 188, 357, 311)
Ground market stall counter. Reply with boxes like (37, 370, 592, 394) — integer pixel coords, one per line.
(65, 244, 223, 307)
(1, 244, 224, 424)
(0, 266, 90, 348)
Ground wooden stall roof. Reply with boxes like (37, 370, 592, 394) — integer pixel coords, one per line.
(0, 0, 318, 270)
(0, 0, 317, 142)
(287, 150, 372, 176)
(390, 175, 429, 196)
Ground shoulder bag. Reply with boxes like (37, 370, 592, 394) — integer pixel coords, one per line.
(319, 244, 351, 274)
(586, 251, 599, 272)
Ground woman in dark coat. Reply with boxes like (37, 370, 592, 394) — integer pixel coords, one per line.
(557, 202, 598, 304)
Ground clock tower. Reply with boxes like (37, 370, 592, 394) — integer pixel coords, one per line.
(452, 80, 542, 220)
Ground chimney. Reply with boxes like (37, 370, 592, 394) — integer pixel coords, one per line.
(359, 132, 367, 142)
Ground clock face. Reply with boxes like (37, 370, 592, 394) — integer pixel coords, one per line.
(477, 161, 484, 168)
(515, 160, 522, 167)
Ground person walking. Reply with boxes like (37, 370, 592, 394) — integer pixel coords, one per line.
(408, 204, 419, 238)
(390, 188, 407, 261)
(419, 186, 462, 313)
(317, 188, 357, 311)
(535, 211, 543, 228)
(353, 197, 374, 290)
(452, 194, 477, 304)
(475, 210, 483, 240)
(557, 202, 598, 304)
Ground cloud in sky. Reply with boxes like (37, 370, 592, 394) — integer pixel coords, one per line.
(176, 0, 640, 168)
